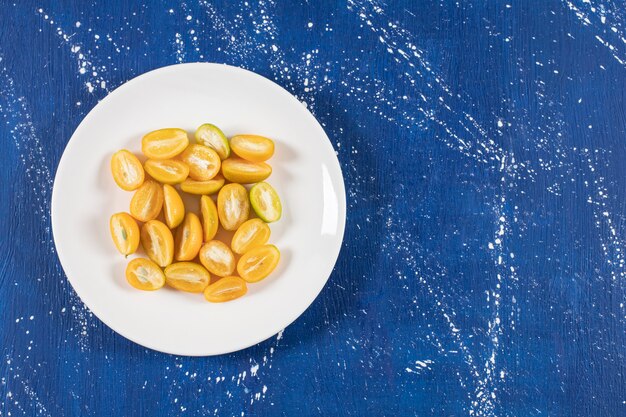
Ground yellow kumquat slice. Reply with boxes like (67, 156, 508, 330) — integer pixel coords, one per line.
(200, 195, 219, 242)
(141, 128, 189, 159)
(179, 175, 224, 195)
(163, 184, 185, 229)
(144, 159, 189, 184)
(203, 276, 247, 303)
(230, 134, 274, 162)
(164, 262, 211, 293)
(221, 158, 272, 184)
(230, 219, 270, 254)
(179, 144, 221, 181)
(126, 258, 166, 291)
(217, 183, 250, 231)
(111, 149, 144, 191)
(130, 180, 163, 222)
(237, 245, 280, 283)
(109, 212, 140, 256)
(174, 212, 203, 261)
(199, 240, 235, 277)
(140, 220, 174, 267)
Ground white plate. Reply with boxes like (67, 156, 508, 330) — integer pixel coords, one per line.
(51, 63, 346, 356)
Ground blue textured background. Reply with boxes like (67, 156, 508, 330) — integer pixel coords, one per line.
(1, 1, 625, 416)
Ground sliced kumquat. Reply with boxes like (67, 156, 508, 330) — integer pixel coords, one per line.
(109, 212, 140, 256)
(111, 149, 145, 191)
(140, 220, 174, 267)
(164, 262, 211, 293)
(203, 276, 247, 303)
(230, 135, 274, 162)
(217, 183, 250, 231)
(179, 176, 225, 195)
(200, 195, 219, 242)
(179, 144, 221, 181)
(174, 212, 203, 261)
(111, 126, 285, 300)
(221, 158, 272, 184)
(237, 244, 280, 283)
(144, 159, 189, 184)
(249, 182, 282, 223)
(130, 180, 163, 222)
(195, 124, 230, 160)
(126, 258, 166, 291)
(199, 240, 235, 277)
(230, 218, 270, 254)
(163, 184, 185, 229)
(141, 128, 189, 159)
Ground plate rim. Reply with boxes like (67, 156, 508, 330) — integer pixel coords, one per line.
(50, 62, 347, 356)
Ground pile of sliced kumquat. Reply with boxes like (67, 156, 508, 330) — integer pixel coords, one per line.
(110, 124, 282, 303)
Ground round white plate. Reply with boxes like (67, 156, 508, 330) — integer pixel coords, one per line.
(51, 63, 346, 356)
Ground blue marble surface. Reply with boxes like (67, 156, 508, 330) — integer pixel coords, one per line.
(1, 1, 625, 415)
